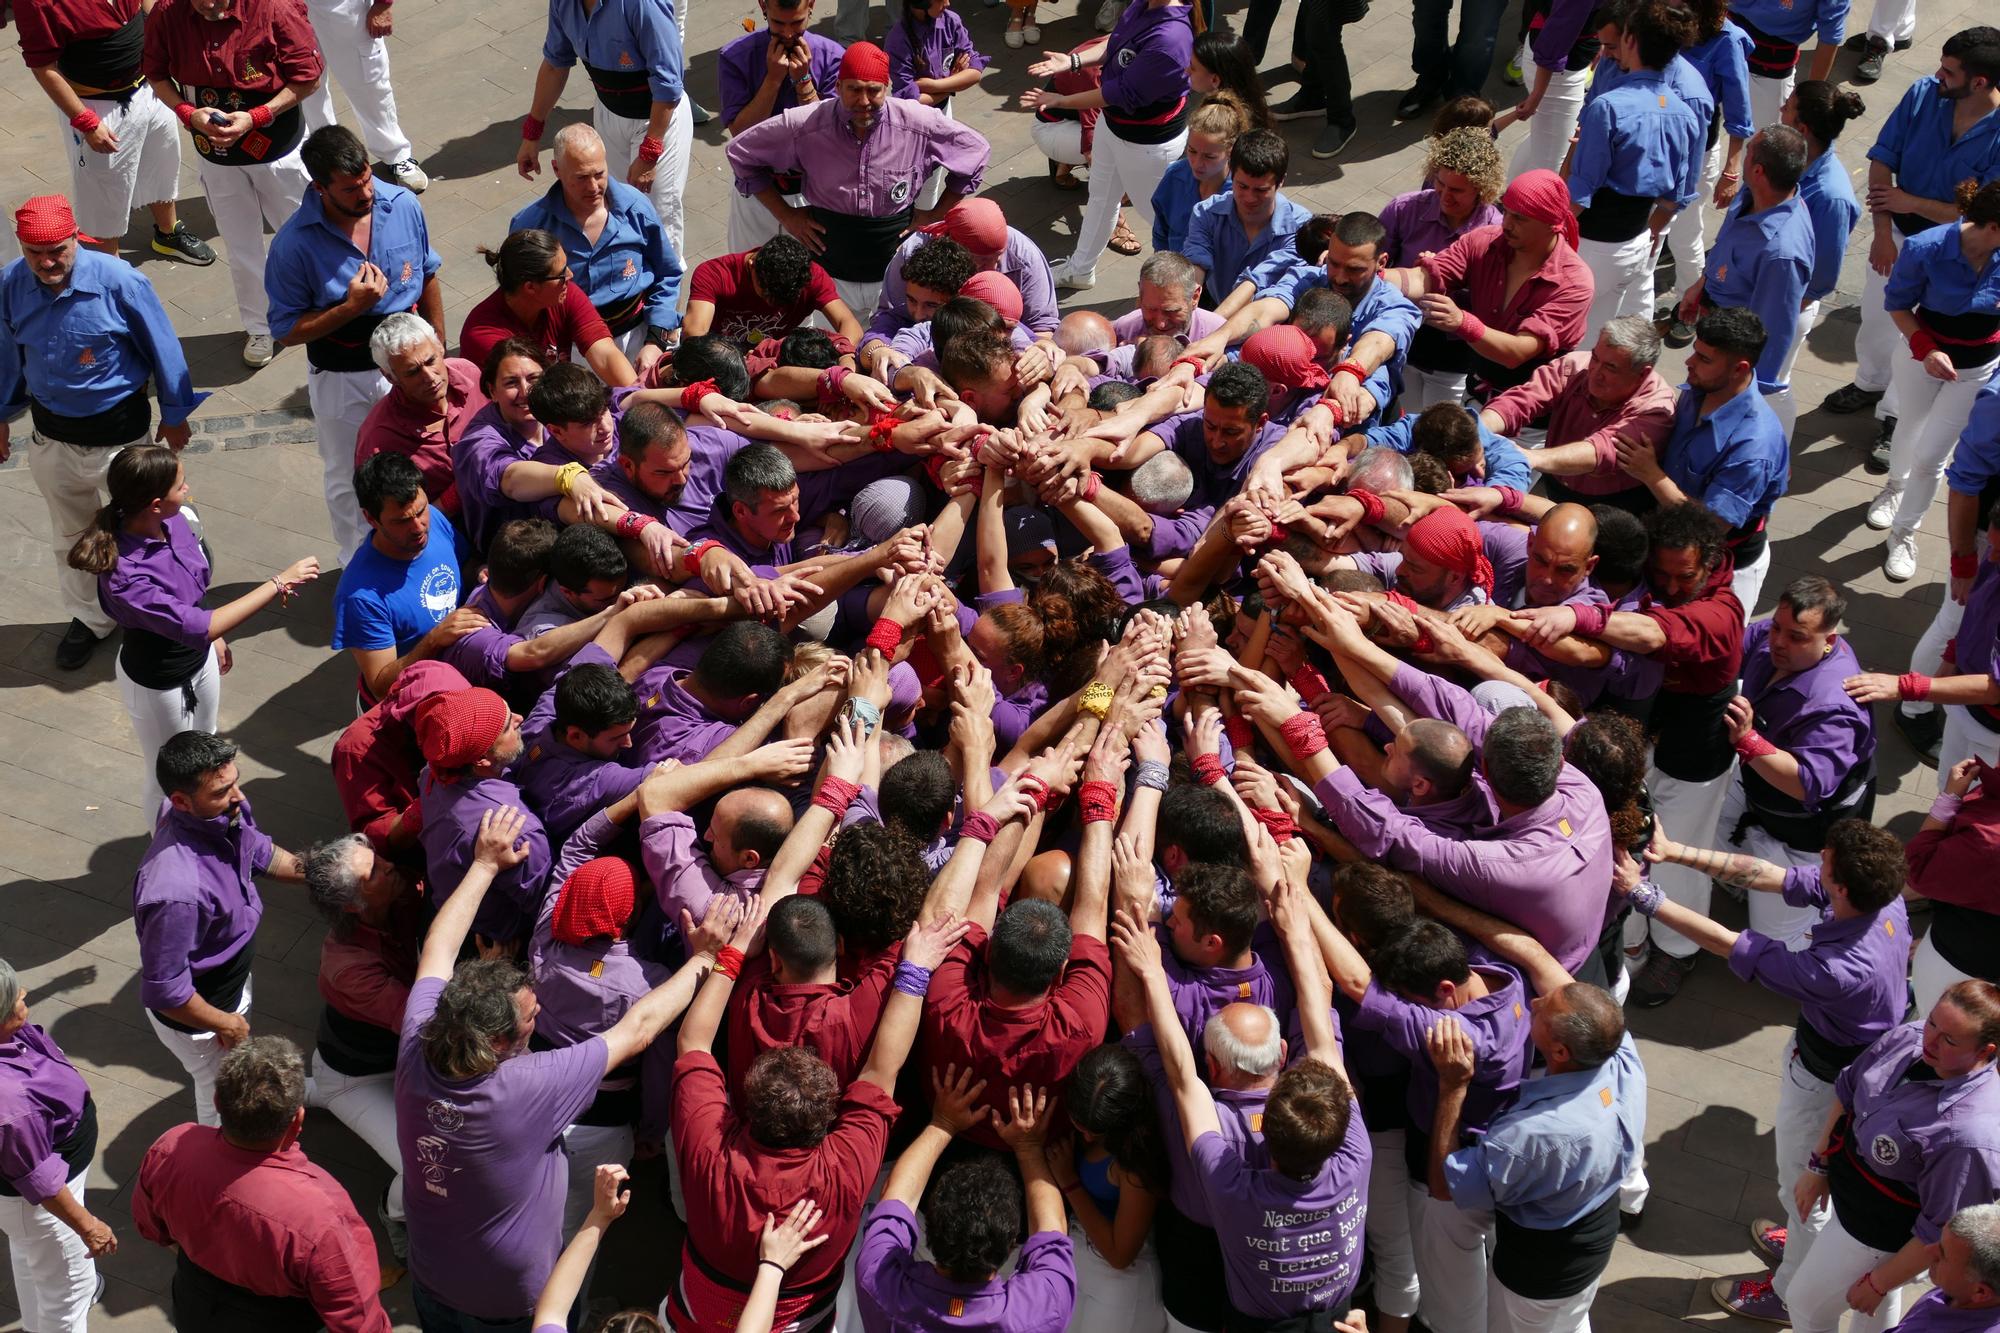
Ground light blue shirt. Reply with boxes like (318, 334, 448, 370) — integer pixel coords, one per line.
(1945, 381, 2000, 498)
(1868, 79, 2000, 211)
(264, 180, 441, 344)
(1663, 378, 1789, 530)
(1186, 190, 1315, 298)
(1585, 52, 1714, 129)
(1681, 26, 1754, 141)
(1363, 408, 1534, 491)
(1727, 0, 1847, 50)
(1257, 272, 1422, 403)
(1884, 220, 2000, 319)
(1569, 70, 1706, 209)
(1442, 1035, 1646, 1229)
(543, 0, 683, 103)
(511, 179, 684, 332)
(1797, 150, 1862, 303)
(0, 250, 205, 426)
(1150, 160, 1210, 254)
(1704, 192, 1815, 392)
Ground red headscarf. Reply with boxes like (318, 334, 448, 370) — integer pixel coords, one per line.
(960, 270, 1024, 322)
(1404, 506, 1494, 597)
(1499, 169, 1579, 251)
(1239, 325, 1330, 395)
(921, 197, 1009, 256)
(839, 41, 891, 85)
(551, 857, 638, 945)
(14, 195, 93, 246)
(414, 687, 510, 775)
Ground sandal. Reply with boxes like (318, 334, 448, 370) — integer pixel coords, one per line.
(1109, 213, 1141, 255)
(1050, 161, 1085, 191)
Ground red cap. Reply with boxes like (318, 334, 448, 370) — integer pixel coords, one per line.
(15, 195, 94, 247)
(1404, 505, 1495, 597)
(920, 197, 1008, 254)
(839, 41, 891, 85)
(551, 856, 638, 945)
(414, 687, 511, 773)
(1240, 325, 1331, 395)
(960, 270, 1024, 322)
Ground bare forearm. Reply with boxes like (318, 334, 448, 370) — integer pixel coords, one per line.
(1656, 839, 1786, 892)
(1428, 1083, 1467, 1200)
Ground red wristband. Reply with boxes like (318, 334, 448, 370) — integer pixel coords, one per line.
(614, 509, 658, 540)
(1250, 805, 1297, 843)
(1080, 470, 1102, 503)
(638, 134, 667, 163)
(1952, 552, 1978, 579)
(679, 378, 719, 412)
(714, 946, 745, 980)
(1455, 313, 1489, 343)
(1734, 729, 1780, 761)
(681, 538, 724, 577)
(813, 776, 861, 815)
(1569, 602, 1611, 638)
(1899, 672, 1933, 702)
(817, 365, 850, 408)
(867, 409, 901, 452)
(1171, 355, 1208, 375)
(174, 102, 198, 127)
(1494, 484, 1526, 515)
(865, 617, 904, 654)
(1910, 328, 1941, 363)
(522, 115, 547, 142)
(1191, 753, 1226, 787)
(1279, 711, 1329, 759)
(1079, 779, 1120, 824)
(1018, 775, 1054, 811)
(248, 103, 273, 129)
(1223, 714, 1254, 749)
(69, 108, 101, 133)
(960, 811, 1000, 843)
(1346, 485, 1387, 525)
(1289, 663, 1332, 705)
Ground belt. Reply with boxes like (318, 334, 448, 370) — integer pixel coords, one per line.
(68, 75, 144, 99)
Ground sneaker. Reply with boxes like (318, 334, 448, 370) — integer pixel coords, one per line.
(1395, 81, 1443, 120)
(1664, 317, 1695, 349)
(1895, 705, 1945, 766)
(1629, 949, 1695, 1008)
(242, 333, 276, 368)
(384, 158, 430, 192)
(1823, 382, 1885, 414)
(1023, 20, 1040, 40)
(1006, 24, 1025, 46)
(1095, 0, 1120, 30)
(1050, 260, 1096, 291)
(1865, 482, 1904, 530)
(1843, 30, 1870, 49)
(1750, 1218, 1787, 1267)
(1714, 1276, 1792, 1325)
(690, 100, 714, 124)
(1883, 532, 1920, 582)
(55, 618, 101, 670)
(151, 223, 216, 266)
(1312, 121, 1358, 159)
(1271, 89, 1328, 121)
(1503, 57, 1523, 85)
(1857, 36, 1889, 82)
(1866, 416, 1897, 474)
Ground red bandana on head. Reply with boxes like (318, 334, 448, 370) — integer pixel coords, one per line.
(1240, 325, 1331, 395)
(14, 195, 94, 247)
(960, 270, 1024, 322)
(1405, 505, 1494, 597)
(920, 197, 1009, 254)
(1499, 169, 1579, 251)
(838, 41, 891, 84)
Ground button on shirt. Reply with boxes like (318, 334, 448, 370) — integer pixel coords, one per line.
(511, 181, 684, 333)
(265, 181, 440, 344)
(1186, 191, 1314, 299)
(1442, 1034, 1646, 1229)
(0, 250, 204, 425)
(858, 1201, 1076, 1333)
(1662, 379, 1788, 530)
(1379, 188, 1505, 268)
(1798, 150, 1862, 303)
(543, 0, 683, 105)
(1885, 221, 2000, 322)
(1568, 71, 1705, 209)
(133, 801, 275, 1011)
(715, 29, 844, 126)
(1867, 79, 2000, 211)
(0, 1023, 92, 1205)
(99, 512, 211, 646)
(1728, 0, 1848, 49)
(726, 96, 990, 213)
(1740, 616, 1875, 812)
(1484, 350, 1679, 496)
(1704, 193, 1816, 391)
(1728, 864, 1908, 1048)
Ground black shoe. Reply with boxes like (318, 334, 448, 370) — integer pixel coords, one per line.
(1620, 1208, 1646, 1234)
(1844, 31, 1870, 49)
(1629, 949, 1695, 1007)
(1865, 416, 1897, 473)
(151, 223, 216, 266)
(1271, 89, 1327, 121)
(1857, 37, 1889, 82)
(1396, 82, 1443, 120)
(1823, 382, 1885, 414)
(1664, 317, 1696, 349)
(55, 618, 101, 670)
(1312, 121, 1358, 159)
(1894, 705, 1944, 766)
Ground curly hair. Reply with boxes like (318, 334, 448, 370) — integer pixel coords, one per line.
(1824, 819, 1907, 912)
(900, 235, 976, 296)
(922, 1155, 1021, 1281)
(1644, 501, 1728, 573)
(1033, 559, 1125, 696)
(1423, 126, 1505, 205)
(743, 1046, 840, 1147)
(820, 823, 931, 951)
(1565, 711, 1650, 850)
(421, 958, 528, 1081)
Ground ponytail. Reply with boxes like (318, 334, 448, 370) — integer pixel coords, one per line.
(66, 503, 123, 575)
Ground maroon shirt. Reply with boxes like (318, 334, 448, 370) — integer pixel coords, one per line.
(459, 282, 612, 371)
(354, 357, 486, 521)
(723, 951, 896, 1107)
(15, 0, 140, 70)
(1421, 225, 1594, 367)
(141, 0, 323, 95)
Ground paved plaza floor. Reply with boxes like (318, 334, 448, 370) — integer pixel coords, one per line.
(0, 0, 1983, 1324)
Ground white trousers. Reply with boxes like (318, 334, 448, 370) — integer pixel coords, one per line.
(1768, 299, 1822, 441)
(1770, 1041, 1837, 1301)
(1506, 69, 1590, 179)
(1068, 1228, 1167, 1333)
(146, 976, 253, 1128)
(834, 278, 885, 325)
(1065, 127, 1189, 280)
(1900, 594, 1962, 722)
(1490, 1270, 1596, 1333)
(1033, 119, 1089, 167)
(309, 365, 390, 558)
(1853, 235, 1910, 398)
(1750, 72, 1795, 142)
(310, 1056, 404, 1218)
(1413, 1188, 1494, 1333)
(1400, 365, 1469, 413)
(1662, 137, 1725, 303)
(597, 102, 696, 266)
(1780, 1212, 1903, 1333)
(1887, 355, 1999, 537)
(60, 84, 182, 239)
(0, 1167, 95, 1333)
(1637, 760, 1736, 958)
(1732, 543, 1773, 618)
(726, 189, 796, 253)
(1912, 929, 1979, 1018)
(26, 432, 138, 636)
(1938, 704, 2000, 788)
(1715, 775, 1825, 947)
(1368, 1128, 1422, 1319)
(300, 0, 412, 164)
(196, 151, 313, 337)
(1577, 232, 1660, 346)
(1867, 0, 1917, 44)
(117, 642, 222, 813)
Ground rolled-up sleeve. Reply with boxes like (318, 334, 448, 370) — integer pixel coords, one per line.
(119, 276, 207, 427)
(726, 113, 795, 197)
(102, 567, 212, 647)
(137, 898, 201, 1011)
(636, 0, 685, 103)
(930, 115, 990, 197)
(0, 1111, 69, 1205)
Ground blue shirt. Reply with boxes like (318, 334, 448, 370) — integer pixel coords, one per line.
(1798, 149, 1863, 303)
(1569, 70, 1706, 209)
(1150, 160, 1211, 254)
(511, 180, 684, 333)
(330, 508, 463, 654)
(1364, 408, 1534, 491)
(1868, 79, 2000, 210)
(264, 181, 441, 344)
(1726, 0, 1847, 49)
(542, 0, 683, 103)
(1186, 190, 1315, 297)
(0, 250, 205, 426)
(1663, 379, 1789, 530)
(1945, 381, 2000, 498)
(1257, 272, 1422, 402)
(1704, 192, 1816, 392)
(1884, 221, 2000, 319)
(1442, 1034, 1646, 1229)
(1681, 26, 1754, 141)
(1586, 52, 1713, 129)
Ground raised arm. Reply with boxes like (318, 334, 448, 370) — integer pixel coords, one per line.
(1110, 908, 1221, 1148)
(856, 915, 973, 1093)
(415, 808, 528, 982)
(601, 895, 742, 1070)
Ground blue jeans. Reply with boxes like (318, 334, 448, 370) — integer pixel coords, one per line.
(1411, 0, 1508, 94)
(413, 1283, 535, 1333)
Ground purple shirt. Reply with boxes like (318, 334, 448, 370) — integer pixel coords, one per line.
(518, 646, 650, 847)
(437, 584, 524, 692)
(417, 773, 552, 944)
(452, 404, 542, 555)
(892, 318, 1034, 365)
(395, 975, 607, 1319)
(1143, 410, 1287, 559)
(1833, 1021, 2000, 1244)
(640, 807, 765, 925)
(1123, 1023, 1267, 1224)
(1740, 617, 1876, 813)
(133, 802, 276, 1011)
(1161, 923, 1302, 1056)
(592, 421, 749, 536)
(1892, 1288, 2000, 1333)
(0, 1023, 92, 1204)
(1110, 307, 1226, 345)
(629, 667, 737, 765)
(98, 513, 211, 647)
(715, 29, 844, 127)
(869, 227, 1057, 345)
(1379, 189, 1505, 269)
(857, 1199, 1076, 1333)
(1728, 865, 1909, 1050)
(885, 7, 988, 101)
(1957, 557, 2000, 687)
(1354, 965, 1531, 1132)
(1098, 0, 1193, 119)
(726, 97, 990, 212)
(1318, 665, 1614, 974)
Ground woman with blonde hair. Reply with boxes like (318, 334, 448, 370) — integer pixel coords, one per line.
(1150, 94, 1249, 253)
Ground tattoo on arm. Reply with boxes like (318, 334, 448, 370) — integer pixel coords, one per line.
(1680, 844, 1772, 890)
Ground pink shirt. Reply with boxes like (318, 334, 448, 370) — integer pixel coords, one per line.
(1483, 351, 1679, 495)
(354, 357, 486, 520)
(1421, 226, 1594, 364)
(1111, 307, 1228, 345)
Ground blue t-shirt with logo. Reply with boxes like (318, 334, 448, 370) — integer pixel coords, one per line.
(331, 508, 463, 654)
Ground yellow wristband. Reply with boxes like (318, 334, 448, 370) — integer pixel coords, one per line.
(1080, 680, 1114, 719)
(554, 461, 585, 498)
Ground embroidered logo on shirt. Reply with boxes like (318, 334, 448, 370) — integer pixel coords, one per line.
(889, 179, 911, 205)
(1558, 817, 1573, 837)
(1238, 981, 1252, 999)
(1658, 94, 1667, 108)
(620, 49, 636, 66)
(1871, 1134, 1901, 1166)
(1514, 1002, 1524, 1019)
(1884, 920, 1895, 936)
(1117, 46, 1135, 66)
(949, 1299, 966, 1317)
(77, 347, 95, 367)
(241, 60, 264, 82)
(590, 961, 605, 977)
(1248, 1113, 1264, 1133)
(1716, 263, 1728, 282)
(400, 260, 413, 285)
(1599, 1087, 1614, 1107)
(623, 257, 638, 278)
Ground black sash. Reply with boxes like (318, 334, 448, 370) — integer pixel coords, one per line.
(1933, 902, 2000, 980)
(594, 288, 647, 336)
(1154, 1198, 1232, 1331)
(1793, 1016, 1868, 1085)
(1408, 323, 1473, 374)
(120, 627, 209, 691)
(0, 1097, 97, 1199)
(1577, 188, 1655, 244)
(807, 206, 913, 282)
(172, 1250, 322, 1333)
(307, 309, 390, 373)
(1827, 1114, 1922, 1252)
(1735, 760, 1875, 853)
(584, 59, 654, 120)
(31, 388, 150, 448)
(1650, 682, 1738, 784)
(57, 11, 145, 94)
(187, 85, 305, 166)
(1492, 1194, 1620, 1300)
(1730, 14, 1801, 78)
(314, 1003, 399, 1078)
(1104, 95, 1191, 146)
(152, 939, 254, 1035)
(1575, 903, 1632, 993)
(1918, 306, 2000, 370)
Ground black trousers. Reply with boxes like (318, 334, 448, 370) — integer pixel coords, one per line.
(1299, 0, 1358, 130)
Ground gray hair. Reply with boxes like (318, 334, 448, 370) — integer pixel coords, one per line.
(1203, 1004, 1284, 1079)
(1950, 1204, 2000, 1290)
(1546, 982, 1625, 1069)
(552, 122, 605, 167)
(216, 1036, 308, 1141)
(304, 834, 371, 924)
(0, 959, 18, 1019)
(1138, 250, 1201, 297)
(369, 311, 442, 375)
(1346, 446, 1414, 494)
(723, 442, 799, 509)
(1598, 315, 1663, 370)
(1130, 450, 1195, 514)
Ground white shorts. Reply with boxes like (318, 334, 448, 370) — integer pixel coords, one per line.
(62, 82, 183, 237)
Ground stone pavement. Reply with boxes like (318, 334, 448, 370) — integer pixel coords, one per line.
(0, 0, 1982, 1324)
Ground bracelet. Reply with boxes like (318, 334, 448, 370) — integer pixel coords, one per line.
(865, 617, 905, 654)
(1628, 880, 1664, 918)
(1346, 485, 1386, 525)
(1718, 170, 1741, 181)
(1191, 753, 1226, 787)
(1223, 714, 1254, 749)
(638, 134, 667, 163)
(1250, 805, 1297, 843)
(1493, 484, 1526, 515)
(1455, 313, 1489, 343)
(959, 810, 1001, 843)
(758, 1259, 788, 1275)
(174, 102, 198, 127)
(1929, 791, 1964, 822)
(1952, 552, 1978, 579)
(1898, 672, 1933, 702)
(681, 537, 724, 576)
(1864, 1274, 1885, 1298)
(1135, 759, 1170, 792)
(1806, 1150, 1827, 1175)
(1171, 354, 1208, 375)
(522, 115, 547, 142)
(814, 776, 862, 815)
(70, 108, 101, 133)
(1290, 663, 1331, 705)
(1909, 328, 1941, 363)
(841, 697, 884, 732)
(714, 946, 745, 980)
(1079, 779, 1120, 823)
(866, 409, 901, 452)
(248, 104, 273, 129)
(679, 378, 720, 412)
(614, 509, 659, 540)
(554, 460, 586, 498)
(1069, 51, 1081, 71)
(1733, 729, 1779, 761)
(892, 961, 933, 997)
(1079, 680, 1114, 719)
(1279, 710, 1328, 759)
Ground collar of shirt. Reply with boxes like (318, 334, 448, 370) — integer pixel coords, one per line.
(1744, 620, 1859, 703)
(1679, 375, 1763, 435)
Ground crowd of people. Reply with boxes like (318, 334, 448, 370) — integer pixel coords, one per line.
(3, 0, 2000, 1327)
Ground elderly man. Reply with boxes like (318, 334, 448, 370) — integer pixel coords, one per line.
(1113, 250, 1229, 348)
(132, 1037, 391, 1333)
(142, 0, 323, 369)
(1889, 1205, 2000, 1332)
(353, 314, 486, 526)
(517, 0, 693, 260)
(0, 195, 206, 670)
(726, 41, 992, 316)
(265, 125, 444, 557)
(715, 0, 844, 250)
(865, 196, 1058, 364)
(133, 732, 305, 1128)
(511, 122, 684, 376)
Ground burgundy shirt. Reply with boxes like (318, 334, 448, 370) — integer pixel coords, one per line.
(459, 283, 612, 371)
(354, 357, 487, 521)
(1421, 226, 1594, 367)
(15, 0, 140, 70)
(723, 951, 896, 1108)
(140, 0, 323, 94)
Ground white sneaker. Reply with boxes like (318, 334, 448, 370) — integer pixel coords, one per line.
(384, 158, 430, 193)
(1095, 0, 1120, 29)
(242, 333, 275, 368)
(1865, 482, 1903, 531)
(1050, 260, 1096, 291)
(1884, 532, 1920, 582)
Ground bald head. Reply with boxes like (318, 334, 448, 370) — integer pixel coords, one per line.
(1526, 504, 1601, 607)
(1055, 310, 1118, 357)
(552, 125, 610, 217)
(712, 787, 795, 873)
(1204, 1001, 1284, 1086)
